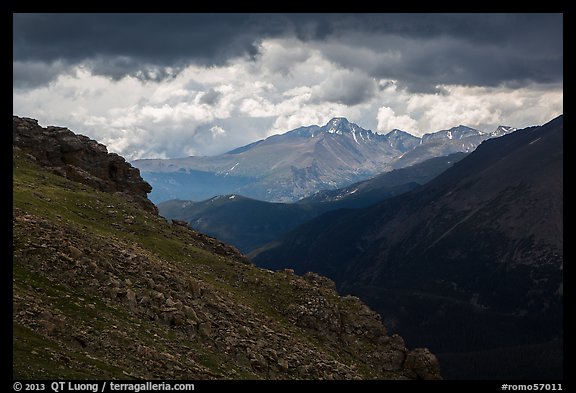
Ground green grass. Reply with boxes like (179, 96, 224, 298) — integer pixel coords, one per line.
(13, 323, 127, 379)
(12, 151, 286, 377)
(13, 149, 398, 380)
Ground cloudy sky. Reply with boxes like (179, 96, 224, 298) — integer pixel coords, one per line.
(13, 13, 563, 159)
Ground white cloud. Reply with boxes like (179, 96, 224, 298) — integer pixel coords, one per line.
(239, 97, 275, 117)
(377, 106, 418, 134)
(404, 84, 564, 134)
(13, 37, 563, 160)
(209, 125, 226, 138)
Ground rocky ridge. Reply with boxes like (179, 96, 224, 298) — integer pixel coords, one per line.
(13, 116, 157, 214)
(13, 117, 441, 380)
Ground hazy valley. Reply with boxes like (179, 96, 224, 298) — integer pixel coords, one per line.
(158, 153, 467, 253)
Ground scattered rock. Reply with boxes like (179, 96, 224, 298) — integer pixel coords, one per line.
(172, 220, 190, 228)
(302, 271, 337, 291)
(380, 350, 406, 371)
(67, 245, 83, 259)
(126, 289, 137, 305)
(404, 348, 442, 380)
(278, 358, 289, 372)
(199, 322, 212, 338)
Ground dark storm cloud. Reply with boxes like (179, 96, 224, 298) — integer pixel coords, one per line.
(13, 60, 73, 89)
(359, 32, 563, 93)
(13, 14, 260, 64)
(312, 14, 563, 92)
(13, 13, 267, 86)
(314, 72, 377, 106)
(13, 13, 562, 91)
(87, 57, 182, 82)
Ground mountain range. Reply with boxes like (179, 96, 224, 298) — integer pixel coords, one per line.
(384, 125, 513, 171)
(159, 153, 467, 253)
(14, 113, 562, 380)
(12, 116, 440, 380)
(134, 118, 513, 203)
(252, 116, 563, 379)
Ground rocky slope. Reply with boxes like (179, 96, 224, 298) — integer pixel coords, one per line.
(12, 116, 441, 380)
(253, 116, 563, 379)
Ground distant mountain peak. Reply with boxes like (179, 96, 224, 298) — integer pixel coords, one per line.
(450, 125, 484, 134)
(135, 117, 512, 203)
(287, 117, 372, 138)
(453, 124, 473, 129)
(328, 117, 349, 125)
(324, 117, 363, 135)
(387, 129, 416, 137)
(492, 125, 518, 137)
(422, 125, 484, 143)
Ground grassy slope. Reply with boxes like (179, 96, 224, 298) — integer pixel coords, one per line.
(13, 150, 413, 380)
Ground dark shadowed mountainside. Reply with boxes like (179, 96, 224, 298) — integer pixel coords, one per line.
(299, 152, 467, 205)
(159, 153, 467, 253)
(252, 116, 563, 379)
(158, 195, 322, 253)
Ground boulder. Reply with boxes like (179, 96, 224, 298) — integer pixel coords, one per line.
(404, 348, 442, 380)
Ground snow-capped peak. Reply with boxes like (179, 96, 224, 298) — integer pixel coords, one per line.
(326, 117, 354, 134)
(422, 125, 483, 143)
(287, 117, 378, 139)
(491, 125, 517, 137)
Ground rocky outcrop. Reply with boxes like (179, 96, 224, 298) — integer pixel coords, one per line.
(13, 116, 157, 214)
